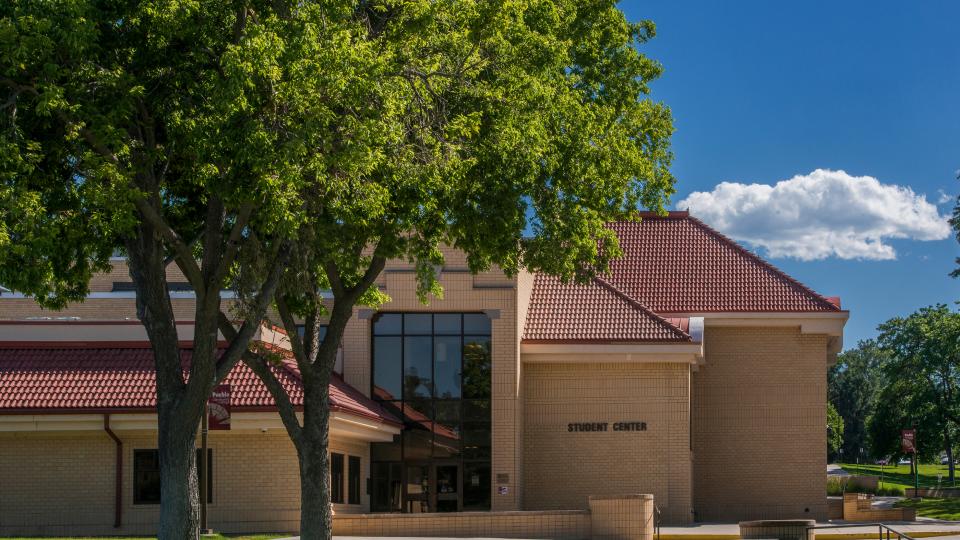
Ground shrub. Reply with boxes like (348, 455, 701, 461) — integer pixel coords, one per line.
(827, 477, 847, 495)
(826, 476, 905, 496)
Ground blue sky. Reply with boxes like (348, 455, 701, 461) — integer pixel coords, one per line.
(619, 0, 960, 347)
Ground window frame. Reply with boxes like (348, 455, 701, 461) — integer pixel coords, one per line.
(133, 448, 212, 505)
(370, 312, 493, 512)
(371, 312, 492, 404)
(348, 455, 362, 505)
(331, 452, 345, 504)
(132, 449, 162, 505)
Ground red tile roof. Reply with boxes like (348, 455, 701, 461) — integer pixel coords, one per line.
(523, 274, 692, 343)
(604, 213, 841, 313)
(0, 343, 399, 425)
(523, 211, 841, 343)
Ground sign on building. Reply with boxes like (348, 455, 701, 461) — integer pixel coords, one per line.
(208, 384, 231, 431)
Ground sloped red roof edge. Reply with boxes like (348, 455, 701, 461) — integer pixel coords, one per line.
(520, 338, 699, 345)
(653, 308, 850, 315)
(250, 341, 401, 427)
(680, 214, 842, 312)
(0, 341, 401, 427)
(592, 277, 692, 341)
(0, 403, 399, 423)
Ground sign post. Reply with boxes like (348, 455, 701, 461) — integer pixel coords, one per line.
(201, 384, 231, 534)
(902, 428, 918, 497)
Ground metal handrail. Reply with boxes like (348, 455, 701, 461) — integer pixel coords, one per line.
(653, 504, 661, 540)
(806, 522, 916, 540)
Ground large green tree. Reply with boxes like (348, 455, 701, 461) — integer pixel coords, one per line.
(230, 2, 675, 538)
(0, 2, 303, 539)
(874, 305, 960, 482)
(0, 1, 676, 540)
(829, 339, 886, 459)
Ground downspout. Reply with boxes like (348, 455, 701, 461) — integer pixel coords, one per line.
(103, 414, 122, 528)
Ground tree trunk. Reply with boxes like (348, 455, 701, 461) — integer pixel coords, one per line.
(298, 383, 332, 540)
(126, 219, 204, 540)
(158, 415, 201, 540)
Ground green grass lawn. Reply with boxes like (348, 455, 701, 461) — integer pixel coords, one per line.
(839, 462, 960, 490)
(895, 497, 960, 520)
(838, 463, 960, 520)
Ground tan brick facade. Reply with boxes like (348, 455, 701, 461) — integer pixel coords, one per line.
(692, 327, 828, 521)
(0, 428, 368, 536)
(522, 361, 692, 524)
(332, 494, 654, 540)
(0, 250, 843, 532)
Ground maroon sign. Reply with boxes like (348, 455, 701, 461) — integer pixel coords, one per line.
(901, 428, 916, 454)
(208, 384, 231, 431)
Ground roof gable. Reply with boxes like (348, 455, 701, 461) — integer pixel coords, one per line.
(523, 274, 692, 343)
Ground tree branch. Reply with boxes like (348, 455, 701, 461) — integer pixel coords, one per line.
(275, 294, 318, 381)
(131, 197, 204, 289)
(213, 202, 254, 286)
(213, 241, 291, 383)
(321, 259, 346, 298)
(242, 349, 303, 443)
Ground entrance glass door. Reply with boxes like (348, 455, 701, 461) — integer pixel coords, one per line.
(434, 463, 460, 512)
(404, 464, 430, 513)
(402, 462, 461, 513)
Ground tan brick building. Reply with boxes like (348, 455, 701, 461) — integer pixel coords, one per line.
(0, 212, 846, 534)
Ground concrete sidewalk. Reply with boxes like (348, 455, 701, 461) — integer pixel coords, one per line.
(318, 524, 960, 540)
(659, 520, 960, 539)
(283, 521, 960, 540)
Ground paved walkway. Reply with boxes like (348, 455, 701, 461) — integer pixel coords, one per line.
(659, 521, 960, 538)
(830, 463, 853, 477)
(318, 524, 960, 540)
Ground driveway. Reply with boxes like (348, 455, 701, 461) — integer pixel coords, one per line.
(829, 463, 852, 476)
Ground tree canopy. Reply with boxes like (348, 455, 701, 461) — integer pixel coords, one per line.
(829, 339, 886, 459)
(218, 2, 678, 538)
(0, 1, 677, 539)
(869, 305, 960, 479)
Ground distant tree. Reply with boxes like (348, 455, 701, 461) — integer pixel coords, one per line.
(829, 340, 886, 459)
(828, 402, 845, 461)
(869, 374, 944, 472)
(876, 305, 960, 482)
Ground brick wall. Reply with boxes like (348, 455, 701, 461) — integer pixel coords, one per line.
(0, 429, 368, 536)
(333, 493, 654, 540)
(522, 361, 692, 524)
(692, 327, 828, 521)
(334, 509, 591, 539)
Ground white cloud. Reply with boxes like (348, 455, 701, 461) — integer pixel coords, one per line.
(938, 190, 954, 205)
(677, 169, 951, 261)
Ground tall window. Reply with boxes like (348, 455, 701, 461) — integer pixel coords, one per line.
(134, 449, 212, 504)
(370, 313, 492, 512)
(133, 449, 161, 504)
(331, 452, 345, 504)
(348, 455, 361, 505)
